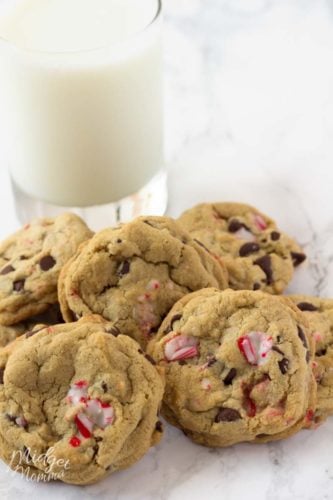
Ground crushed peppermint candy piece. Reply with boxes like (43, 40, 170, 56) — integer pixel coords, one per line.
(233, 227, 256, 243)
(253, 214, 268, 231)
(313, 332, 323, 343)
(146, 279, 161, 291)
(69, 436, 81, 448)
(67, 381, 115, 447)
(75, 413, 94, 439)
(201, 378, 212, 391)
(165, 335, 199, 362)
(66, 380, 89, 405)
(238, 332, 273, 366)
(15, 416, 28, 428)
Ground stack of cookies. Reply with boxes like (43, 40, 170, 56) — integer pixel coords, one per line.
(0, 203, 330, 485)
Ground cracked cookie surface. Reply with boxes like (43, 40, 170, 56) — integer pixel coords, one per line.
(0, 316, 165, 485)
(147, 288, 316, 447)
(289, 295, 333, 422)
(0, 213, 93, 325)
(179, 202, 306, 294)
(58, 216, 228, 348)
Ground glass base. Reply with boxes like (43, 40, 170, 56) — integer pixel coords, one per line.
(11, 170, 168, 231)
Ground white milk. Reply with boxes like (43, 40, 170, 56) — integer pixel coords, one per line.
(0, 0, 163, 207)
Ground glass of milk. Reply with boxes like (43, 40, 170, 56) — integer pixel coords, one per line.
(0, 0, 165, 229)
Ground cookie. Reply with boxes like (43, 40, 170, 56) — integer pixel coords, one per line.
(178, 202, 306, 294)
(58, 216, 228, 348)
(289, 295, 333, 422)
(0, 316, 165, 485)
(0, 303, 64, 348)
(0, 213, 93, 325)
(147, 288, 316, 448)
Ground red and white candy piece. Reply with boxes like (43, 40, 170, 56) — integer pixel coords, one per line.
(253, 214, 268, 231)
(66, 380, 88, 405)
(67, 380, 115, 446)
(146, 279, 161, 291)
(85, 399, 115, 429)
(165, 335, 199, 362)
(238, 331, 273, 366)
(201, 378, 212, 391)
(15, 416, 28, 428)
(313, 331, 323, 343)
(234, 227, 256, 243)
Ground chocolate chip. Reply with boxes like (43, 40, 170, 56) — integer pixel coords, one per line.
(0, 265, 15, 275)
(145, 354, 156, 366)
(207, 356, 217, 367)
(117, 260, 130, 276)
(254, 255, 273, 285)
(239, 242, 260, 257)
(0, 368, 4, 384)
(253, 283, 261, 291)
(278, 358, 289, 374)
(215, 407, 241, 423)
(39, 255, 56, 271)
(228, 219, 246, 233)
(223, 368, 237, 385)
(306, 350, 311, 363)
(297, 326, 308, 349)
(101, 382, 108, 392)
(270, 231, 281, 241)
(291, 251, 306, 267)
(19, 256, 28, 260)
(155, 421, 163, 432)
(5, 414, 17, 423)
(116, 239, 122, 243)
(272, 346, 284, 356)
(178, 360, 187, 366)
(317, 348, 327, 357)
(22, 446, 32, 462)
(105, 326, 120, 337)
(13, 279, 25, 292)
(297, 302, 318, 312)
(148, 326, 159, 335)
(95, 436, 103, 442)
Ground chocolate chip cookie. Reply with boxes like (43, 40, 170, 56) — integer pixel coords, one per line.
(289, 295, 333, 423)
(58, 216, 228, 348)
(147, 288, 316, 448)
(0, 213, 93, 325)
(0, 316, 165, 485)
(178, 202, 306, 294)
(0, 303, 63, 347)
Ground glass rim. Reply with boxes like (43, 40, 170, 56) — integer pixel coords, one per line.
(0, 0, 162, 56)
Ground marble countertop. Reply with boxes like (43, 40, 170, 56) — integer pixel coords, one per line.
(0, 0, 333, 498)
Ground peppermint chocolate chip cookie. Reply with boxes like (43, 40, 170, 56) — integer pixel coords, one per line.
(147, 288, 316, 448)
(0, 316, 164, 485)
(179, 202, 306, 294)
(58, 216, 228, 347)
(289, 295, 333, 422)
(0, 303, 63, 347)
(0, 213, 93, 325)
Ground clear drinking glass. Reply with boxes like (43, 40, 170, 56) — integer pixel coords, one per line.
(0, 0, 166, 230)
